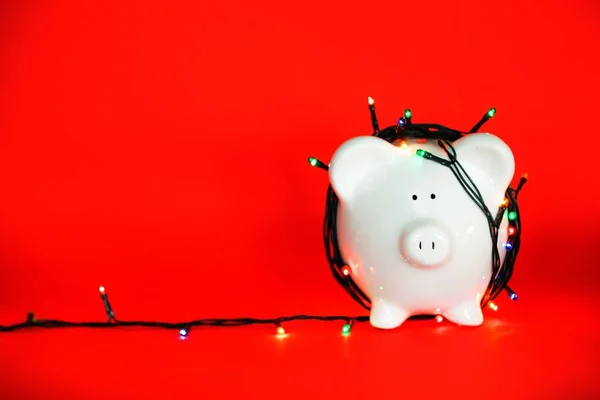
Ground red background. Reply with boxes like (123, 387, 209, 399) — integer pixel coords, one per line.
(1, 1, 599, 398)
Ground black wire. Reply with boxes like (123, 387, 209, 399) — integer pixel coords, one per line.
(324, 185, 371, 310)
(0, 315, 374, 333)
(319, 106, 526, 311)
(0, 104, 526, 334)
(434, 140, 506, 306)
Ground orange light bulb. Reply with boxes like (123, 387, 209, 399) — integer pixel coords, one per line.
(501, 198, 509, 207)
(399, 141, 408, 149)
(276, 326, 285, 335)
(489, 302, 498, 311)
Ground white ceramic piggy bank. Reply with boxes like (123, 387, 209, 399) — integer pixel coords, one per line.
(329, 133, 515, 328)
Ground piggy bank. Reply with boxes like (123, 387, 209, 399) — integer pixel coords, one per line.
(328, 133, 515, 328)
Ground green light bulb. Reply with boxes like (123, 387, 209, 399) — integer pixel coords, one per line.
(508, 211, 517, 220)
(309, 157, 318, 166)
(342, 324, 351, 335)
(416, 149, 425, 157)
(404, 109, 412, 119)
(487, 108, 496, 118)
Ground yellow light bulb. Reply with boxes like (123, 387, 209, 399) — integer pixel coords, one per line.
(399, 141, 408, 149)
(276, 326, 285, 335)
(489, 302, 498, 311)
(368, 96, 375, 105)
(435, 315, 443, 323)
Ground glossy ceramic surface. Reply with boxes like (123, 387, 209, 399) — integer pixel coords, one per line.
(329, 133, 515, 328)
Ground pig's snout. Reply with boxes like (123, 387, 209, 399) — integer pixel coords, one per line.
(401, 222, 452, 268)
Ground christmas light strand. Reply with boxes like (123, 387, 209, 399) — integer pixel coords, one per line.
(0, 286, 446, 336)
(308, 97, 527, 311)
(0, 98, 523, 336)
(0, 286, 372, 336)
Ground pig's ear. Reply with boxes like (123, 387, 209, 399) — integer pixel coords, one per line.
(452, 133, 515, 209)
(329, 136, 398, 202)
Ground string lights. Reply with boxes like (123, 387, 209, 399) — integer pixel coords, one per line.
(368, 96, 379, 133)
(0, 97, 525, 336)
(0, 285, 373, 336)
(341, 320, 353, 336)
(99, 286, 115, 321)
(179, 328, 189, 339)
(309, 97, 527, 311)
(308, 157, 329, 171)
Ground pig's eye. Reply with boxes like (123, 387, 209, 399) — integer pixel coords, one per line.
(412, 195, 418, 200)
(430, 193, 436, 199)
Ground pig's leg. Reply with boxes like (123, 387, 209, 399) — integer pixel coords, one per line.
(370, 300, 409, 329)
(443, 301, 484, 326)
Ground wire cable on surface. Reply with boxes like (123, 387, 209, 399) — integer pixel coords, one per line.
(0, 98, 526, 335)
